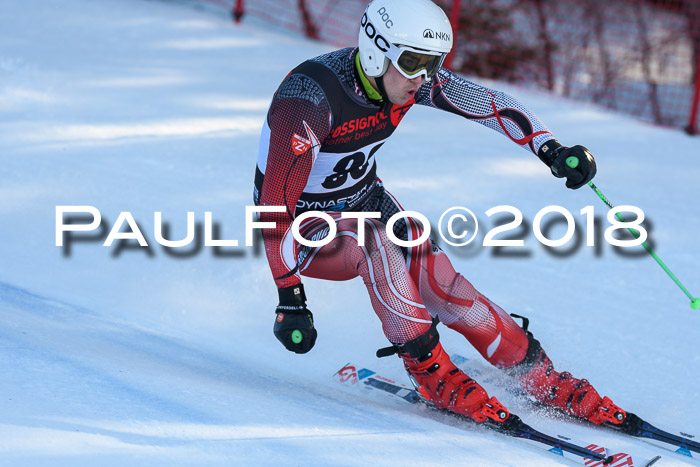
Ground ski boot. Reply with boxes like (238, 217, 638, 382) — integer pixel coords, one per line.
(508, 315, 627, 426)
(379, 319, 509, 423)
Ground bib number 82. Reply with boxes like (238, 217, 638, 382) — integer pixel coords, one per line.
(322, 144, 383, 189)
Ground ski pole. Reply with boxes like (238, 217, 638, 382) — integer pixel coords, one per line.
(565, 156, 700, 310)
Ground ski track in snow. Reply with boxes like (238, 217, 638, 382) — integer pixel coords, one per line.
(1, 0, 699, 465)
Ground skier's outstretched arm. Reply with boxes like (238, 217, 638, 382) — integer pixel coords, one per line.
(415, 68, 596, 189)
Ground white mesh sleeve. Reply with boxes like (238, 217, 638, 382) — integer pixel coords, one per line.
(415, 68, 554, 155)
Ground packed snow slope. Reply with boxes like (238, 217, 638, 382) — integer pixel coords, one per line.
(1, 0, 699, 465)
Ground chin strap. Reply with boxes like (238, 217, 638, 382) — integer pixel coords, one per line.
(375, 75, 390, 105)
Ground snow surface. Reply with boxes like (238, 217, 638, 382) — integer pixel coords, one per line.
(1, 0, 699, 465)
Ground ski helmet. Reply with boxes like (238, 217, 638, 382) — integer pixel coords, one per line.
(358, 0, 453, 79)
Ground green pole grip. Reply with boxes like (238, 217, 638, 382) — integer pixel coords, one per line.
(291, 329, 303, 344)
(566, 156, 579, 168)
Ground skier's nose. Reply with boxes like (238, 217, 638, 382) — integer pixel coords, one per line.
(410, 75, 425, 86)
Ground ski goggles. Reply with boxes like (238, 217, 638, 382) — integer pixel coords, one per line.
(384, 44, 446, 80)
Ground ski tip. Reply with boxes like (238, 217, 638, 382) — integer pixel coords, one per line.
(334, 362, 353, 376)
(645, 455, 662, 467)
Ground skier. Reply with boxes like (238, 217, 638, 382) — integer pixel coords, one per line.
(254, 0, 625, 426)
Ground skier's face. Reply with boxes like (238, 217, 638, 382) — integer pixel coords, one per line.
(382, 63, 425, 105)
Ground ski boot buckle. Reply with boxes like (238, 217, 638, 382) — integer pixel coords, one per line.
(472, 396, 510, 423)
(590, 396, 627, 425)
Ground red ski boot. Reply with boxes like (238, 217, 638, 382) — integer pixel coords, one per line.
(381, 320, 510, 423)
(510, 330, 627, 425)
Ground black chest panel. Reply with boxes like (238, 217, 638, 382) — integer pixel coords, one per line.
(289, 60, 414, 213)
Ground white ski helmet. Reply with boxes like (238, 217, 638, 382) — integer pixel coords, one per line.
(358, 0, 453, 79)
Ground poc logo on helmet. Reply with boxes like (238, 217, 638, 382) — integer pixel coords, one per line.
(376, 6, 393, 28)
(361, 13, 390, 53)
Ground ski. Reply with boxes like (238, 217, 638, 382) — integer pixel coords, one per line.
(450, 353, 698, 460)
(605, 413, 700, 458)
(335, 363, 661, 467)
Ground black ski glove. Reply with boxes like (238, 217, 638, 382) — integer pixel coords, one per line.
(538, 139, 597, 189)
(274, 284, 317, 354)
